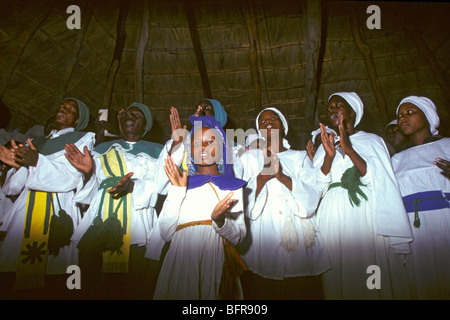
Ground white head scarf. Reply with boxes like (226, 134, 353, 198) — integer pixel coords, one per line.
(329, 92, 364, 127)
(310, 126, 338, 146)
(245, 133, 265, 148)
(256, 107, 290, 149)
(385, 119, 397, 129)
(396, 96, 440, 135)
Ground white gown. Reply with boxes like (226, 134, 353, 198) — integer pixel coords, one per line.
(154, 183, 245, 300)
(238, 148, 330, 280)
(0, 171, 14, 224)
(391, 137, 450, 299)
(0, 129, 95, 274)
(313, 131, 413, 299)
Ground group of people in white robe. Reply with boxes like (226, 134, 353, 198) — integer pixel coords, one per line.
(0, 92, 448, 300)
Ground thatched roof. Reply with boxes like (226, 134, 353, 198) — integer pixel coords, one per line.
(1, 0, 449, 148)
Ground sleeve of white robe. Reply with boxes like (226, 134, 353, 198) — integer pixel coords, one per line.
(2, 167, 28, 196)
(136, 139, 184, 208)
(25, 133, 95, 193)
(287, 153, 323, 218)
(352, 133, 413, 253)
(158, 185, 187, 242)
(72, 157, 101, 205)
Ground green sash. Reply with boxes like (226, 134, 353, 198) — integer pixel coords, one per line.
(329, 166, 368, 207)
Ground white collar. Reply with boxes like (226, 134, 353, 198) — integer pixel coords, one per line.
(47, 127, 75, 139)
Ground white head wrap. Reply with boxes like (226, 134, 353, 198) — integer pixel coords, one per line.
(310, 126, 338, 146)
(245, 133, 265, 147)
(329, 92, 364, 127)
(256, 107, 290, 149)
(396, 96, 440, 135)
(385, 119, 397, 130)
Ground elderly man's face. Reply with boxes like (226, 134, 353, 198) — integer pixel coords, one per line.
(55, 99, 79, 129)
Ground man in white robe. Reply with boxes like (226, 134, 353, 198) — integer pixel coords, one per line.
(0, 98, 95, 298)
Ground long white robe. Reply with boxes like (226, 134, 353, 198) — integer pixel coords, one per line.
(0, 171, 14, 224)
(391, 138, 450, 299)
(238, 148, 330, 280)
(0, 129, 95, 274)
(71, 140, 182, 260)
(313, 131, 413, 299)
(154, 183, 245, 300)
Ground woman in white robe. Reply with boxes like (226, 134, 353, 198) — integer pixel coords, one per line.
(154, 115, 247, 300)
(392, 96, 450, 299)
(238, 107, 330, 299)
(313, 92, 413, 300)
(0, 98, 95, 295)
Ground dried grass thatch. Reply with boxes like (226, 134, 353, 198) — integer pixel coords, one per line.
(1, 0, 449, 148)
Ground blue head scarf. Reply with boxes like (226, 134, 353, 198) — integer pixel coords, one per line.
(201, 98, 227, 128)
(185, 115, 245, 190)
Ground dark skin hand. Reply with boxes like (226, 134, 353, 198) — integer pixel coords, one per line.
(94, 112, 113, 146)
(320, 115, 366, 177)
(164, 154, 236, 228)
(337, 116, 367, 177)
(169, 106, 188, 155)
(306, 139, 315, 162)
(255, 146, 292, 199)
(434, 158, 450, 179)
(64, 143, 135, 198)
(107, 172, 135, 199)
(10, 139, 39, 168)
(0, 143, 20, 169)
(0, 222, 6, 241)
(64, 144, 94, 182)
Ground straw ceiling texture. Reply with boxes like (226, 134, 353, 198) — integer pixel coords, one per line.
(0, 0, 449, 149)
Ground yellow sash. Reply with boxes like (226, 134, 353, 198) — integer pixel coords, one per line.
(15, 191, 53, 290)
(99, 148, 132, 273)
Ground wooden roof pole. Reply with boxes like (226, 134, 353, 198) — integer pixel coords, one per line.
(303, 0, 324, 140)
(184, 0, 212, 99)
(102, 0, 129, 110)
(135, 0, 150, 104)
(243, 0, 262, 114)
(350, 8, 389, 125)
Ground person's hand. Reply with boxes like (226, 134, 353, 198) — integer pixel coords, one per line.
(319, 123, 336, 175)
(170, 107, 187, 143)
(11, 139, 39, 167)
(337, 116, 353, 155)
(164, 155, 187, 187)
(107, 172, 135, 199)
(193, 105, 203, 117)
(306, 139, 315, 161)
(434, 158, 450, 179)
(64, 144, 93, 174)
(117, 108, 125, 137)
(169, 107, 188, 155)
(0, 143, 20, 169)
(0, 222, 6, 241)
(95, 111, 112, 137)
(211, 192, 237, 228)
(261, 146, 279, 177)
(320, 123, 336, 160)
